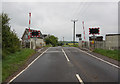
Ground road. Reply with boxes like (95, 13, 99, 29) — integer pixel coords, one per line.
(11, 47, 119, 83)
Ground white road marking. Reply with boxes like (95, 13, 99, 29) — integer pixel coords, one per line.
(76, 74, 84, 84)
(74, 47, 120, 69)
(62, 49, 70, 62)
(8, 48, 50, 83)
(47, 51, 62, 53)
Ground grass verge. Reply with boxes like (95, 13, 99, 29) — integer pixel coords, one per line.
(62, 45, 69, 47)
(62, 44, 79, 47)
(0, 60, 2, 83)
(2, 48, 35, 82)
(93, 48, 120, 61)
(44, 44, 53, 47)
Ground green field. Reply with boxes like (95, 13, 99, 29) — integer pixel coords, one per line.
(2, 49, 35, 82)
(62, 43, 79, 47)
(93, 49, 120, 61)
(68, 43, 78, 46)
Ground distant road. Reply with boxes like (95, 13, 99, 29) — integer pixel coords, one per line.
(11, 47, 119, 83)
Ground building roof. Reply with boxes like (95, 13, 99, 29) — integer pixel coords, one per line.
(89, 36, 103, 38)
(106, 34, 120, 36)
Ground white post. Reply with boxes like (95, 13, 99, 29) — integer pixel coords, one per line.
(30, 39, 31, 49)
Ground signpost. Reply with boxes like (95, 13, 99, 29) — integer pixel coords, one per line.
(89, 28, 100, 49)
(31, 30, 41, 50)
(27, 30, 41, 50)
(76, 34, 82, 41)
(33, 37, 37, 50)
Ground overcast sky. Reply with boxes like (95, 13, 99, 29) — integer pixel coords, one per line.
(2, 0, 119, 41)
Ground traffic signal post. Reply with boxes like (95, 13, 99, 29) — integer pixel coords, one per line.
(89, 28, 100, 49)
(93, 34, 95, 49)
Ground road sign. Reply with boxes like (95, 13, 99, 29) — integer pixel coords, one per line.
(89, 28, 100, 34)
(32, 31, 39, 36)
(30, 30, 41, 38)
(76, 34, 81, 38)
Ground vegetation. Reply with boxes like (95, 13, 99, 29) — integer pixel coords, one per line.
(62, 43, 79, 47)
(44, 44, 53, 47)
(1, 13, 36, 82)
(58, 41, 64, 46)
(0, 60, 2, 83)
(93, 48, 120, 61)
(62, 45, 69, 47)
(44, 35, 58, 47)
(2, 13, 21, 59)
(70, 44, 79, 47)
(2, 49, 35, 82)
(58, 41, 78, 47)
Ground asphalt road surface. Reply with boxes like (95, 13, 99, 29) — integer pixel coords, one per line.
(11, 47, 119, 83)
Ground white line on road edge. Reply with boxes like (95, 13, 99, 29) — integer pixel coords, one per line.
(76, 74, 84, 84)
(62, 49, 70, 62)
(8, 48, 50, 84)
(74, 48, 120, 69)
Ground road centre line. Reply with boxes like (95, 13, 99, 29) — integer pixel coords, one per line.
(62, 49, 70, 62)
(8, 48, 50, 83)
(76, 74, 84, 84)
(74, 47, 120, 69)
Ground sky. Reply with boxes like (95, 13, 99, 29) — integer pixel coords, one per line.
(2, 0, 119, 41)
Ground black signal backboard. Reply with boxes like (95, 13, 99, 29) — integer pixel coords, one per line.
(76, 34, 81, 38)
(32, 31, 39, 36)
(89, 28, 100, 34)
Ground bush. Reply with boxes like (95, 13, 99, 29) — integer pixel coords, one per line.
(44, 44, 52, 47)
(69, 44, 79, 47)
(44, 35, 58, 47)
(2, 13, 21, 59)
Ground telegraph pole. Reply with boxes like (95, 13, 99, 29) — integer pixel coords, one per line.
(63, 37, 64, 42)
(63, 37, 64, 45)
(71, 20, 78, 45)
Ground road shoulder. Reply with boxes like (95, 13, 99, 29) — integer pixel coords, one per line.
(78, 48, 120, 66)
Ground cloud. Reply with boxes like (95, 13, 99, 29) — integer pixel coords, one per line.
(2, 2, 118, 41)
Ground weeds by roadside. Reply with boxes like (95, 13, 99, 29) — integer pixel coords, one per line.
(93, 48, 120, 61)
(2, 48, 35, 82)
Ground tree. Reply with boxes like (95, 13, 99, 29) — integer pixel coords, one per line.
(44, 35, 58, 47)
(2, 13, 20, 58)
(58, 41, 64, 46)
